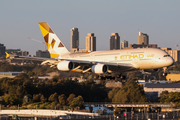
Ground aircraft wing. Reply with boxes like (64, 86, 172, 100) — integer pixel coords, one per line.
(6, 52, 56, 61)
(59, 59, 136, 73)
(6, 53, 135, 73)
(16, 56, 57, 61)
(6, 54, 58, 67)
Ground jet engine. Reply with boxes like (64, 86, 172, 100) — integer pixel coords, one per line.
(91, 64, 108, 74)
(57, 61, 74, 71)
(144, 69, 159, 73)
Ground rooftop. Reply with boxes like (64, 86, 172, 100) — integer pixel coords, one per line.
(144, 83, 180, 88)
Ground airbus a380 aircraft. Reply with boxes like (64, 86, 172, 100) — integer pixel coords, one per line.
(35, 22, 174, 78)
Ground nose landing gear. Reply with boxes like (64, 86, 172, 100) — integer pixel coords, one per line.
(163, 67, 168, 76)
(163, 73, 168, 76)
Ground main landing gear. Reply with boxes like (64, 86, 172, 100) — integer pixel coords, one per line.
(98, 73, 126, 80)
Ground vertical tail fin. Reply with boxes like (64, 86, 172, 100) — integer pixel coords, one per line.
(38, 22, 69, 58)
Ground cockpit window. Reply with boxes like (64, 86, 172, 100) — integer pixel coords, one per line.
(163, 55, 170, 57)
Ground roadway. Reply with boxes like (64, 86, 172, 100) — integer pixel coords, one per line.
(0, 109, 99, 117)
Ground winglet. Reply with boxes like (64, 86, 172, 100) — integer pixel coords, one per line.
(5, 52, 10, 59)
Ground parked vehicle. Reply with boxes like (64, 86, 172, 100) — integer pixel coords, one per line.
(123, 112, 131, 117)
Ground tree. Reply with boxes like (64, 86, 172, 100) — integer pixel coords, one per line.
(33, 94, 41, 102)
(8, 85, 17, 96)
(40, 94, 46, 103)
(108, 88, 120, 101)
(70, 95, 84, 109)
(16, 86, 26, 99)
(48, 92, 58, 102)
(67, 93, 75, 105)
(171, 63, 180, 71)
(27, 71, 35, 77)
(159, 91, 180, 105)
(112, 79, 147, 103)
(16, 73, 29, 79)
(3, 95, 17, 105)
(58, 94, 66, 106)
(160, 91, 169, 97)
(127, 72, 138, 80)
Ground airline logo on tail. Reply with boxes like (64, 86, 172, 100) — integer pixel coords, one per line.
(38, 22, 69, 58)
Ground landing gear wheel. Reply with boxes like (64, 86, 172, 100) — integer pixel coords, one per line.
(117, 74, 121, 78)
(94, 75, 99, 79)
(100, 76, 106, 80)
(163, 73, 167, 76)
(121, 75, 126, 80)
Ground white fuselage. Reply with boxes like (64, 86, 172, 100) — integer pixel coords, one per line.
(61, 48, 174, 72)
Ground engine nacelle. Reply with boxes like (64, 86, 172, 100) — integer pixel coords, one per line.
(91, 64, 108, 74)
(144, 69, 159, 73)
(57, 61, 74, 71)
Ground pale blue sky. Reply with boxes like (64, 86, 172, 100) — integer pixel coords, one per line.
(0, 0, 180, 55)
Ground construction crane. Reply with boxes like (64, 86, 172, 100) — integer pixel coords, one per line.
(28, 37, 47, 51)
(175, 44, 180, 50)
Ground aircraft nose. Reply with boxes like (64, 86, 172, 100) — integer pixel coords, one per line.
(168, 57, 174, 66)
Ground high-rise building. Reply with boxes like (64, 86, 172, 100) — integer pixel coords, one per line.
(162, 48, 180, 62)
(86, 33, 96, 51)
(110, 33, 120, 50)
(138, 31, 149, 45)
(0, 43, 6, 57)
(70, 27, 79, 50)
(121, 40, 128, 49)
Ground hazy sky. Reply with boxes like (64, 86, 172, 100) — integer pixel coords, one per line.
(0, 0, 180, 55)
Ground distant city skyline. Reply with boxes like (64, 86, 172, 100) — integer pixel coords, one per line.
(0, 0, 180, 55)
